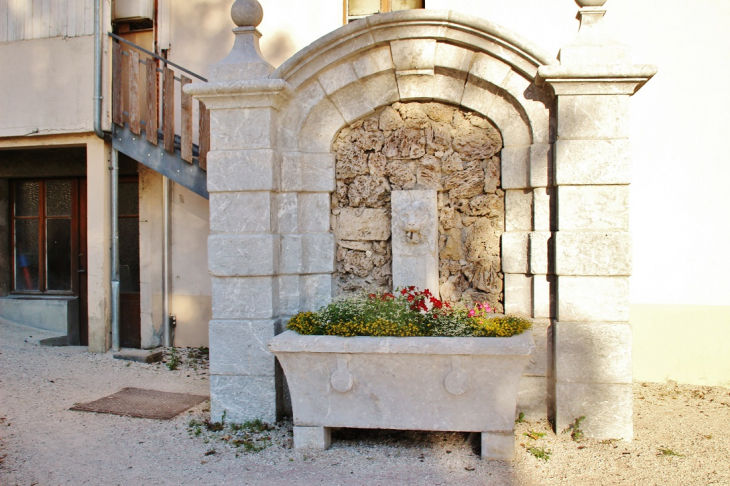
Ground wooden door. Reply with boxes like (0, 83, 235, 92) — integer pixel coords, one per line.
(78, 179, 88, 346)
(118, 176, 141, 348)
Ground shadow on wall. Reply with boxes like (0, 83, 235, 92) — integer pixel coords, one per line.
(262, 31, 296, 69)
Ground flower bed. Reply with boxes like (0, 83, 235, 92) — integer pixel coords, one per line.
(269, 288, 535, 460)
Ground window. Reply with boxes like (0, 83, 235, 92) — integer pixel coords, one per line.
(346, 0, 424, 23)
(11, 179, 79, 294)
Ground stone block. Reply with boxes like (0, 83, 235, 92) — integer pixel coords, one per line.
(529, 231, 551, 275)
(468, 52, 512, 86)
(482, 431, 515, 461)
(555, 231, 631, 276)
(557, 95, 630, 140)
(209, 320, 277, 376)
(361, 71, 400, 108)
(461, 81, 497, 119)
(212, 277, 275, 319)
(208, 234, 278, 277)
(210, 192, 271, 234)
(557, 276, 629, 322)
(525, 318, 550, 376)
(207, 150, 276, 192)
(353, 45, 394, 79)
(298, 193, 330, 233)
(554, 383, 633, 440)
(302, 234, 335, 274)
(335, 207, 390, 240)
(278, 80, 327, 150)
(554, 321, 632, 384)
(281, 152, 336, 193)
(434, 42, 474, 73)
(390, 39, 437, 71)
(396, 73, 436, 101)
(432, 74, 467, 106)
(210, 108, 274, 151)
(502, 232, 529, 274)
(298, 97, 347, 152)
(517, 376, 548, 421)
(279, 235, 303, 274)
(502, 72, 552, 144)
(532, 274, 554, 319)
(293, 426, 332, 449)
(504, 273, 532, 317)
(486, 95, 531, 147)
(532, 187, 551, 231)
(391, 190, 439, 296)
(317, 62, 358, 95)
(329, 80, 375, 124)
(210, 375, 276, 424)
(277, 275, 300, 316)
(557, 185, 629, 231)
(274, 193, 298, 233)
(501, 146, 530, 189)
(529, 143, 552, 188)
(505, 189, 532, 231)
(554, 139, 632, 185)
(300, 274, 332, 312)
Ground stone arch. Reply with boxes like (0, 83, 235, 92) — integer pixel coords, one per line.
(273, 10, 555, 318)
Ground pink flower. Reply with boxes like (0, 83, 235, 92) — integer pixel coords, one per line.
(468, 309, 476, 317)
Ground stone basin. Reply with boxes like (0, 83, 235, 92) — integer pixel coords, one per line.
(268, 330, 535, 460)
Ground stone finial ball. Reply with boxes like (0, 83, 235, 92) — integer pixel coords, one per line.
(231, 0, 264, 27)
(576, 0, 608, 6)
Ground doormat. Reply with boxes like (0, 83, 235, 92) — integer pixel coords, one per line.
(70, 387, 208, 420)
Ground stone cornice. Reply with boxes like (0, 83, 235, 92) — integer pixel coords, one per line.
(184, 79, 293, 110)
(536, 64, 658, 95)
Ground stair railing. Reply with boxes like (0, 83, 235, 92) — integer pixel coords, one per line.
(109, 32, 210, 170)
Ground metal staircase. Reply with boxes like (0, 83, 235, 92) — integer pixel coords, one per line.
(109, 33, 209, 199)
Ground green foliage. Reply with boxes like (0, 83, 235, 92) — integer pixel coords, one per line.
(286, 288, 532, 339)
(563, 416, 586, 442)
(471, 315, 533, 337)
(166, 347, 180, 370)
(515, 412, 526, 424)
(524, 430, 546, 440)
(527, 446, 551, 461)
(658, 448, 684, 457)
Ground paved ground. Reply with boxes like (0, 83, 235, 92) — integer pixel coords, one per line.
(1, 318, 729, 485)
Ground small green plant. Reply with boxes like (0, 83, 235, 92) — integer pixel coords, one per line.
(527, 446, 551, 461)
(563, 416, 585, 442)
(166, 347, 180, 370)
(658, 448, 684, 457)
(515, 412, 526, 424)
(524, 430, 546, 440)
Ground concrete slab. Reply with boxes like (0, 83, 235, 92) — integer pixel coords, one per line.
(113, 348, 164, 364)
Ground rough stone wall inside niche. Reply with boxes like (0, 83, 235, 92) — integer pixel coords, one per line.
(331, 102, 505, 312)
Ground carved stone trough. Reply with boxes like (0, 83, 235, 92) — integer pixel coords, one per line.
(268, 330, 535, 460)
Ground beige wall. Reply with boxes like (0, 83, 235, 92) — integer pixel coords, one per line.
(0, 35, 95, 137)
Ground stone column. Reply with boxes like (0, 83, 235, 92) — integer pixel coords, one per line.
(536, 0, 656, 439)
(186, 0, 292, 423)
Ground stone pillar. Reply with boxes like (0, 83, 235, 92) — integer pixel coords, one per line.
(536, 0, 656, 439)
(186, 0, 292, 423)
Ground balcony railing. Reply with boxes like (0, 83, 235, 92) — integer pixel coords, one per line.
(109, 32, 210, 170)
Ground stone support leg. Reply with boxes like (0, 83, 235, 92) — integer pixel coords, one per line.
(481, 431, 515, 460)
(293, 426, 332, 450)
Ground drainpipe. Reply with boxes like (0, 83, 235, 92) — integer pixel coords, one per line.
(111, 149, 121, 351)
(93, 0, 104, 140)
(162, 176, 172, 347)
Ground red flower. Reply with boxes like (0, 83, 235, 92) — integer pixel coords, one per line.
(407, 295, 414, 302)
(369, 293, 376, 300)
(408, 286, 415, 291)
(401, 289, 408, 295)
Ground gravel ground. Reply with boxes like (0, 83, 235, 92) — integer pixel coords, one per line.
(1, 317, 729, 485)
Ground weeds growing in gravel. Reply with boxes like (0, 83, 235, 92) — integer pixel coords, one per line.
(166, 348, 180, 371)
(658, 448, 684, 457)
(563, 416, 586, 441)
(527, 446, 551, 461)
(186, 414, 286, 455)
(524, 430, 546, 440)
(515, 412, 526, 424)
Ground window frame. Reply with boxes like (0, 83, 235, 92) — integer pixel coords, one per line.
(344, 0, 425, 23)
(9, 178, 80, 296)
